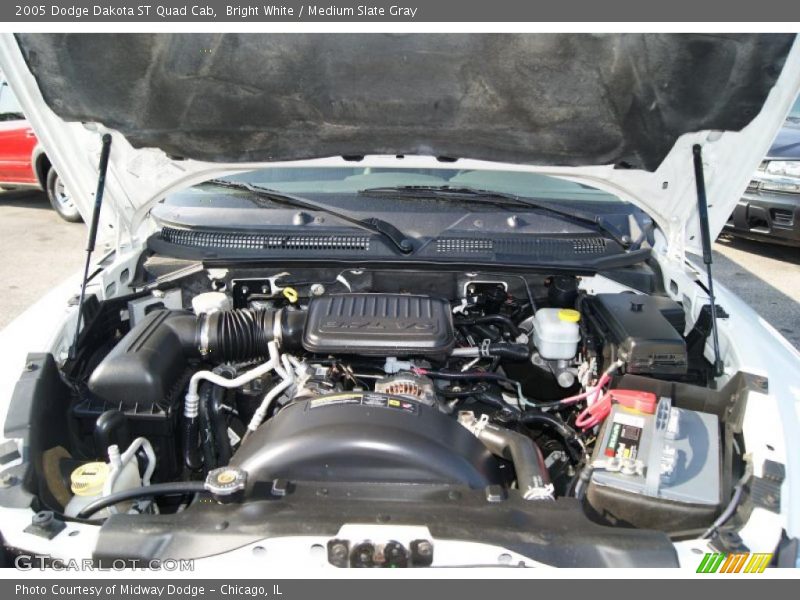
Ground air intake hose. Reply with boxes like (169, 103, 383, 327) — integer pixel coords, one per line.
(199, 308, 306, 361)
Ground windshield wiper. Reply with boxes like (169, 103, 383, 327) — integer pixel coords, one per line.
(359, 185, 630, 247)
(203, 179, 414, 254)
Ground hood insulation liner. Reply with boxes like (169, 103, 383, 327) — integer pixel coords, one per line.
(15, 33, 795, 171)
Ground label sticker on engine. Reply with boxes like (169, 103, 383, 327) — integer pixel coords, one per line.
(308, 393, 418, 414)
(604, 412, 645, 459)
(308, 394, 363, 409)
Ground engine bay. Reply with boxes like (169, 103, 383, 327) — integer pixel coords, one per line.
(7, 260, 753, 566)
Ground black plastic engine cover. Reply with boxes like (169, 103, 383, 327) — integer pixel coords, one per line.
(302, 293, 454, 358)
(231, 393, 501, 489)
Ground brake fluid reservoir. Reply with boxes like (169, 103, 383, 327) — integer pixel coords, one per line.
(64, 459, 141, 520)
(532, 308, 581, 360)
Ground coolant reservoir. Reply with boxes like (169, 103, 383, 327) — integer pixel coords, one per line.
(532, 308, 581, 360)
(64, 459, 141, 520)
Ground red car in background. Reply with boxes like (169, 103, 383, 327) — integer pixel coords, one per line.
(0, 76, 81, 222)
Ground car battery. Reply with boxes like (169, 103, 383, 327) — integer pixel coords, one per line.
(585, 396, 721, 531)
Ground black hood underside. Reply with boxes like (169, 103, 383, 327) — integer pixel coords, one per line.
(16, 33, 796, 171)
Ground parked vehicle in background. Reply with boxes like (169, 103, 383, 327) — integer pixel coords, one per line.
(0, 76, 81, 222)
(725, 96, 800, 246)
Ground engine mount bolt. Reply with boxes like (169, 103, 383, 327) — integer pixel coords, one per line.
(32, 511, 54, 526)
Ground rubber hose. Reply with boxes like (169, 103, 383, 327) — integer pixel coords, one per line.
(211, 385, 233, 465)
(199, 382, 217, 471)
(182, 416, 202, 472)
(94, 410, 130, 454)
(202, 308, 306, 361)
(487, 342, 530, 361)
(450, 343, 530, 361)
(519, 410, 583, 462)
(208, 309, 273, 361)
(77, 481, 207, 519)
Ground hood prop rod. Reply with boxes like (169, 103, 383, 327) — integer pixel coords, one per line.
(69, 134, 112, 361)
(692, 144, 724, 378)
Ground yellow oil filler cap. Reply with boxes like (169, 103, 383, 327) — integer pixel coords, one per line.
(557, 309, 581, 323)
(70, 462, 110, 497)
(282, 287, 299, 304)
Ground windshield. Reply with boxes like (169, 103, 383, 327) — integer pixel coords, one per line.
(193, 167, 625, 204)
(787, 95, 800, 122)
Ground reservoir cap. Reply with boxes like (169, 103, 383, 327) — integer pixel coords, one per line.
(70, 462, 109, 497)
(557, 309, 581, 323)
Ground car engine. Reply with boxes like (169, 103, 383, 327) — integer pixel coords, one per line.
(11, 263, 741, 563)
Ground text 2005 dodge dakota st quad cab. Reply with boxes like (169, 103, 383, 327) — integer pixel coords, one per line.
(0, 34, 799, 569)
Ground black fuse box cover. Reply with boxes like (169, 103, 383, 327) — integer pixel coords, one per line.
(302, 293, 454, 358)
(584, 294, 688, 376)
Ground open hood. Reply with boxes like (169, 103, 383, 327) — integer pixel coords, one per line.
(2, 33, 800, 258)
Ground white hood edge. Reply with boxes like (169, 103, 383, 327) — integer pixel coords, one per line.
(2, 33, 800, 263)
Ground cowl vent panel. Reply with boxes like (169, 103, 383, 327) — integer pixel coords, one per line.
(434, 236, 608, 256)
(160, 227, 371, 251)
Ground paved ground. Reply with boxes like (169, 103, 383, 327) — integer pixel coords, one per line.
(0, 189, 798, 349)
(711, 234, 800, 349)
(0, 190, 85, 330)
